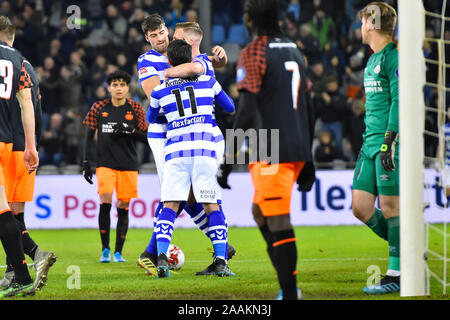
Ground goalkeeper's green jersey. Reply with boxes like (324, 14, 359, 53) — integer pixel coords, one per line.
(361, 42, 399, 158)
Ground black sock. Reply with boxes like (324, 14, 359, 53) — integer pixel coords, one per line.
(98, 203, 112, 250)
(0, 211, 32, 284)
(271, 229, 298, 300)
(14, 212, 38, 260)
(259, 224, 276, 269)
(115, 208, 129, 254)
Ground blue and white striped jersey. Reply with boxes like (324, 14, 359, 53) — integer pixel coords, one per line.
(147, 75, 234, 162)
(193, 54, 215, 78)
(137, 49, 170, 83)
(445, 122, 450, 167)
(193, 54, 222, 129)
(137, 49, 170, 139)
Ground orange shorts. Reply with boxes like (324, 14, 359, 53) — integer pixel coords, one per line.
(249, 161, 305, 217)
(4, 151, 36, 203)
(96, 167, 138, 201)
(0, 142, 13, 187)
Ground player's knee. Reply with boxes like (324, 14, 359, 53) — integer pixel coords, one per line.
(116, 199, 130, 209)
(352, 201, 372, 222)
(99, 193, 113, 204)
(379, 198, 399, 219)
(202, 203, 220, 214)
(267, 215, 292, 232)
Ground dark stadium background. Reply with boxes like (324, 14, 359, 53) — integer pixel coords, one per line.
(3, 0, 447, 174)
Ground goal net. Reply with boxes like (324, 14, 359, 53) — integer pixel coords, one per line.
(400, 0, 449, 296)
(422, 0, 449, 296)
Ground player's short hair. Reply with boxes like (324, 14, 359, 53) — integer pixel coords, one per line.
(175, 22, 203, 39)
(141, 13, 165, 35)
(0, 16, 15, 41)
(167, 39, 192, 67)
(244, 0, 281, 36)
(106, 70, 131, 85)
(361, 2, 397, 35)
(175, 22, 200, 30)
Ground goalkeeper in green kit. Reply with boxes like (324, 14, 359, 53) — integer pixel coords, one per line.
(352, 2, 400, 295)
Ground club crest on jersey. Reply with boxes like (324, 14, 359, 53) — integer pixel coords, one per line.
(374, 65, 381, 74)
(125, 111, 134, 121)
(102, 112, 109, 118)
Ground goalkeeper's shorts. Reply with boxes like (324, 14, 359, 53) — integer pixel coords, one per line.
(4, 151, 36, 202)
(96, 167, 138, 201)
(249, 161, 305, 217)
(352, 150, 399, 196)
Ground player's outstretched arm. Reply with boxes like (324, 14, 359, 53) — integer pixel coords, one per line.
(16, 87, 38, 173)
(215, 90, 235, 114)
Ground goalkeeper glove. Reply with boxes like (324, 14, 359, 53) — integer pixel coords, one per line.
(82, 160, 93, 184)
(217, 163, 232, 189)
(112, 122, 135, 135)
(380, 130, 398, 171)
(297, 161, 316, 192)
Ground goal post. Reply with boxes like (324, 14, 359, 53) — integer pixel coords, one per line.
(398, 0, 426, 297)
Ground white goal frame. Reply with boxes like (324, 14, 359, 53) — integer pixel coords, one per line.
(398, 0, 426, 297)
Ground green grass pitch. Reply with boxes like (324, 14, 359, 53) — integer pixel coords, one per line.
(0, 225, 448, 300)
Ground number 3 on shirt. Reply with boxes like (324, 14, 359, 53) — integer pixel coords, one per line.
(172, 86, 198, 117)
(284, 61, 301, 110)
(0, 59, 13, 100)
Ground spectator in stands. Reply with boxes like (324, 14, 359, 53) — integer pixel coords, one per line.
(185, 8, 198, 22)
(63, 108, 84, 165)
(309, 61, 328, 99)
(142, 0, 168, 14)
(164, 0, 187, 30)
(314, 130, 339, 167)
(296, 23, 320, 64)
(342, 52, 365, 100)
(88, 54, 107, 89)
(345, 98, 366, 160)
(308, 5, 336, 52)
(315, 76, 349, 159)
(100, 4, 128, 46)
(116, 52, 133, 75)
(39, 57, 60, 117)
(39, 113, 66, 167)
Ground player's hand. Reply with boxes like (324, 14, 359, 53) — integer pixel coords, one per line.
(212, 46, 227, 66)
(24, 147, 39, 174)
(82, 160, 93, 184)
(112, 122, 134, 135)
(380, 131, 398, 171)
(297, 161, 316, 192)
(217, 163, 232, 189)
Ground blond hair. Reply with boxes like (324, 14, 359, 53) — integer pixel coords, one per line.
(361, 2, 397, 35)
(0, 16, 15, 41)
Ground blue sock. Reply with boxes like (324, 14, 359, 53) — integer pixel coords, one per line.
(146, 202, 163, 256)
(155, 207, 176, 256)
(184, 202, 209, 234)
(206, 210, 228, 260)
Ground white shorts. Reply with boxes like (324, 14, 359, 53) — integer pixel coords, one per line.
(212, 125, 225, 167)
(161, 156, 221, 203)
(148, 137, 166, 185)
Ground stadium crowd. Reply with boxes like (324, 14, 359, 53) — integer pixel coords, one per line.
(1, 0, 447, 172)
